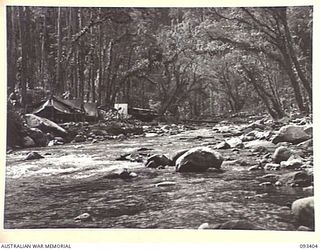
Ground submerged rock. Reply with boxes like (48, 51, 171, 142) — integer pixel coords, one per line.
(292, 196, 314, 229)
(175, 146, 223, 172)
(105, 168, 138, 179)
(25, 152, 44, 160)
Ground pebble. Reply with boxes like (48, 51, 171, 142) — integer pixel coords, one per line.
(275, 181, 282, 186)
(74, 212, 91, 222)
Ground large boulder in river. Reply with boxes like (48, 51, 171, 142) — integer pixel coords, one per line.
(272, 125, 311, 144)
(272, 146, 293, 164)
(292, 196, 314, 229)
(27, 127, 48, 147)
(25, 114, 67, 137)
(175, 147, 223, 172)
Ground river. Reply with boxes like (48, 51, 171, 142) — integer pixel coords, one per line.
(4, 127, 311, 229)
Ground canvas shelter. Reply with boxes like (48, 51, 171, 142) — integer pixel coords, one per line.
(32, 95, 99, 122)
(32, 96, 83, 122)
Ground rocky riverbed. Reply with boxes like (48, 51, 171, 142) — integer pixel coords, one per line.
(4, 118, 314, 230)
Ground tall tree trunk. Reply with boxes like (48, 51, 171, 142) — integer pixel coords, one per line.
(97, 8, 102, 105)
(7, 7, 16, 91)
(18, 7, 28, 107)
(41, 14, 47, 90)
(56, 7, 62, 94)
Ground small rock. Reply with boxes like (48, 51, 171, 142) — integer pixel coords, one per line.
(73, 134, 86, 143)
(157, 165, 166, 170)
(278, 171, 312, 187)
(145, 154, 172, 168)
(272, 146, 293, 164)
(106, 168, 138, 179)
(258, 174, 279, 183)
(259, 182, 272, 187)
(145, 133, 158, 137)
(214, 141, 231, 149)
(198, 223, 210, 230)
(248, 165, 262, 171)
(155, 181, 176, 187)
(275, 181, 282, 186)
(25, 152, 44, 160)
(303, 186, 314, 192)
(297, 226, 313, 231)
(137, 147, 153, 151)
(264, 163, 280, 171)
(255, 193, 268, 198)
(280, 155, 304, 169)
(226, 137, 243, 148)
(244, 140, 275, 151)
(74, 212, 91, 222)
(91, 139, 98, 144)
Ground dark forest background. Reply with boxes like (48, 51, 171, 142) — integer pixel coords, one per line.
(6, 6, 312, 120)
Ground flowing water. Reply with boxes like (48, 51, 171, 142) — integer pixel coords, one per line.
(4, 128, 312, 230)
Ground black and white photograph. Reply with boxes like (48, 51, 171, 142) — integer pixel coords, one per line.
(3, 4, 315, 233)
